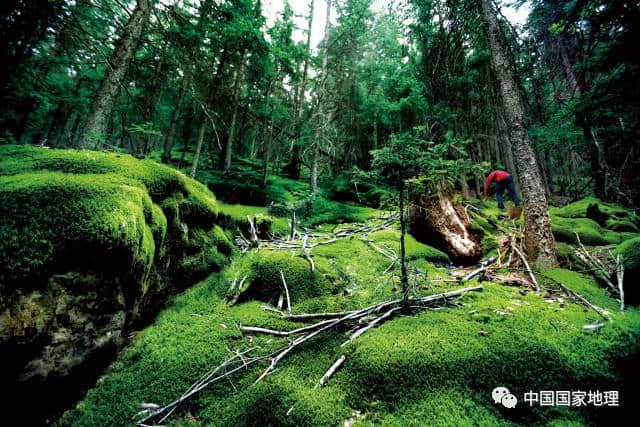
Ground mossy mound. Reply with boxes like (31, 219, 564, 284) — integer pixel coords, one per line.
(551, 197, 639, 245)
(230, 251, 341, 305)
(0, 145, 229, 297)
(614, 236, 640, 305)
(217, 201, 291, 237)
(551, 216, 624, 246)
(553, 197, 638, 226)
(369, 229, 450, 264)
(0, 145, 231, 422)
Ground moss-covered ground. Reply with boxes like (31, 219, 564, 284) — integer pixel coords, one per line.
(0, 144, 232, 309)
(61, 184, 640, 425)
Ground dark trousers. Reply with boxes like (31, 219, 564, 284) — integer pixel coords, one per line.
(495, 176, 519, 209)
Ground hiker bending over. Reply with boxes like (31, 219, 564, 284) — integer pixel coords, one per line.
(483, 170, 519, 210)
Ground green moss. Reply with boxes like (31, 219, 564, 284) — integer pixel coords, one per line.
(551, 216, 622, 246)
(552, 197, 637, 224)
(369, 229, 450, 264)
(614, 236, 640, 274)
(539, 268, 618, 311)
(613, 236, 640, 305)
(354, 388, 511, 426)
(218, 201, 290, 237)
(555, 242, 576, 266)
(234, 251, 336, 304)
(605, 218, 639, 233)
(49, 178, 640, 426)
(0, 145, 230, 303)
(62, 261, 640, 427)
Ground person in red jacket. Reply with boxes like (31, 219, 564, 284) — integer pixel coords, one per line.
(483, 170, 519, 210)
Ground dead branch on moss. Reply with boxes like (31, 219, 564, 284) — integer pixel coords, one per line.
(543, 276, 610, 320)
(573, 233, 620, 294)
(510, 242, 539, 292)
(319, 355, 346, 386)
(234, 214, 399, 254)
(462, 256, 497, 281)
(251, 286, 483, 384)
(613, 252, 625, 311)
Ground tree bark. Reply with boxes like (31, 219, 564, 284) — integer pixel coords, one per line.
(77, 0, 151, 148)
(310, 0, 332, 194)
(480, 0, 557, 267)
(190, 49, 230, 178)
(285, 0, 315, 180)
(556, 36, 606, 198)
(162, 76, 188, 163)
(399, 181, 408, 308)
(224, 53, 246, 172)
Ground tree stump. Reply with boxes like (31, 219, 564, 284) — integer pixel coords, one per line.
(408, 190, 482, 265)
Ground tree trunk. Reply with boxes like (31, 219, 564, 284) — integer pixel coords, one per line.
(162, 76, 188, 163)
(310, 0, 332, 194)
(77, 0, 150, 148)
(190, 49, 230, 178)
(399, 181, 408, 308)
(285, 0, 315, 180)
(556, 36, 606, 198)
(480, 0, 557, 267)
(190, 112, 207, 178)
(224, 53, 246, 172)
(141, 41, 167, 156)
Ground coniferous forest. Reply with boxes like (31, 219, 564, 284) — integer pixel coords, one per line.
(1, 0, 639, 425)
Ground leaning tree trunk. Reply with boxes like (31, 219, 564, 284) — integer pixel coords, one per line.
(409, 189, 483, 265)
(77, 0, 151, 148)
(480, 0, 557, 267)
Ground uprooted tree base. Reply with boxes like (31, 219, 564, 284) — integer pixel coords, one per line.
(409, 190, 482, 265)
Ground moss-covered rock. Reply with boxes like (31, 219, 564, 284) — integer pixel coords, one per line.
(550, 197, 638, 246)
(0, 145, 231, 422)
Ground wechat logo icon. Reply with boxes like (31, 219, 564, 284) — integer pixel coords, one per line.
(492, 387, 518, 408)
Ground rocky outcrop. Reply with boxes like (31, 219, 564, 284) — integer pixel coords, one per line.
(0, 145, 232, 423)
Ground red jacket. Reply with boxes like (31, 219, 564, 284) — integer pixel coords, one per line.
(484, 170, 511, 196)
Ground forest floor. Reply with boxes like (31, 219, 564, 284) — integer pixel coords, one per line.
(60, 157, 640, 426)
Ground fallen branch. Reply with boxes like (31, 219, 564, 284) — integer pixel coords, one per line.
(614, 253, 625, 311)
(510, 242, 539, 292)
(341, 306, 401, 347)
(574, 232, 618, 295)
(319, 355, 346, 387)
(280, 270, 292, 314)
(462, 256, 497, 281)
